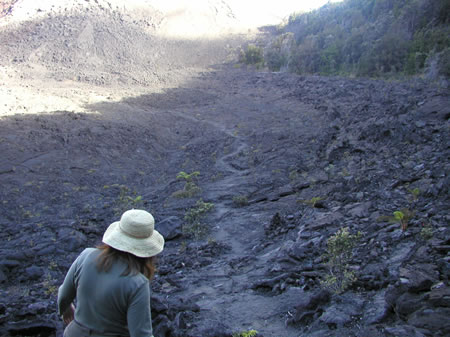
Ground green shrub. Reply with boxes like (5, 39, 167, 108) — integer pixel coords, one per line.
(264, 33, 295, 71)
(321, 227, 362, 294)
(239, 44, 264, 66)
(377, 208, 415, 231)
(183, 199, 215, 239)
(42, 273, 58, 296)
(173, 171, 201, 198)
(298, 196, 324, 208)
(393, 209, 415, 231)
(408, 187, 420, 202)
(265, 48, 287, 71)
(112, 184, 143, 215)
(232, 330, 258, 337)
(177, 171, 200, 181)
(420, 224, 433, 240)
(185, 199, 214, 222)
(232, 195, 249, 207)
(406, 27, 450, 75)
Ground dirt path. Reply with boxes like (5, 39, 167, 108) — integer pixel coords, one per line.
(134, 66, 324, 336)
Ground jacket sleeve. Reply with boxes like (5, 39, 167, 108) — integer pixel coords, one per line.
(127, 281, 153, 337)
(57, 249, 88, 315)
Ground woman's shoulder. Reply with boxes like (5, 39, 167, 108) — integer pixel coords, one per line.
(125, 270, 149, 287)
(124, 274, 149, 298)
(79, 247, 99, 258)
(82, 247, 97, 254)
(74, 247, 100, 265)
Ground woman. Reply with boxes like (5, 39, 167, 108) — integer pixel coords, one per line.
(57, 209, 165, 337)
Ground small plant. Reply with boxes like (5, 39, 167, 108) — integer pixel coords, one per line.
(232, 195, 249, 207)
(288, 169, 299, 181)
(340, 167, 350, 177)
(173, 171, 201, 198)
(48, 261, 58, 271)
(324, 164, 336, 178)
(393, 209, 415, 231)
(298, 196, 324, 208)
(420, 223, 433, 240)
(42, 273, 58, 296)
(183, 199, 215, 239)
(177, 171, 200, 181)
(113, 184, 143, 215)
(377, 208, 415, 231)
(321, 227, 362, 294)
(393, 211, 407, 231)
(408, 187, 420, 202)
(232, 330, 258, 337)
(185, 199, 214, 223)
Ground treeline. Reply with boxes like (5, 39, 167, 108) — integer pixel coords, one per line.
(260, 0, 450, 79)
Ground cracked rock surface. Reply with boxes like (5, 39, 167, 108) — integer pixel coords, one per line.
(0, 1, 449, 336)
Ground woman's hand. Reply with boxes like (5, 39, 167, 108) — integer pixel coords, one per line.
(62, 304, 75, 325)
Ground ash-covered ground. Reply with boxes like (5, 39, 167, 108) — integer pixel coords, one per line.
(0, 1, 449, 336)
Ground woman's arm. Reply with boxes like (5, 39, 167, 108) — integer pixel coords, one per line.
(57, 249, 91, 317)
(127, 282, 153, 337)
(57, 258, 78, 316)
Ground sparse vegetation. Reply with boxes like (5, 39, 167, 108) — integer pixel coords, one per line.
(377, 208, 415, 231)
(232, 195, 249, 207)
(42, 273, 58, 296)
(395, 209, 415, 231)
(111, 184, 143, 215)
(183, 199, 215, 239)
(393, 210, 407, 231)
(298, 196, 324, 208)
(288, 169, 299, 181)
(420, 223, 433, 240)
(264, 33, 294, 71)
(239, 44, 264, 67)
(173, 171, 201, 198)
(232, 330, 258, 337)
(321, 227, 362, 294)
(177, 171, 200, 181)
(408, 187, 420, 202)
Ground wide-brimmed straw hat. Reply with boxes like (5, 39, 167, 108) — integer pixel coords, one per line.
(103, 209, 164, 258)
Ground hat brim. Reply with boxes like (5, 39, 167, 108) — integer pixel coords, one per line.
(102, 221, 164, 258)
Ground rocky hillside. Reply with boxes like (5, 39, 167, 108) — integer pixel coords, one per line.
(0, 1, 449, 337)
(0, 0, 240, 86)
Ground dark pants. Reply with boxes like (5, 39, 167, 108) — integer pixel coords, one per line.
(64, 320, 124, 337)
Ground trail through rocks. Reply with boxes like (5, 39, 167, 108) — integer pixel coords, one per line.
(147, 68, 315, 336)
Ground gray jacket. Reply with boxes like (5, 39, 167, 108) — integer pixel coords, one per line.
(58, 248, 153, 337)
